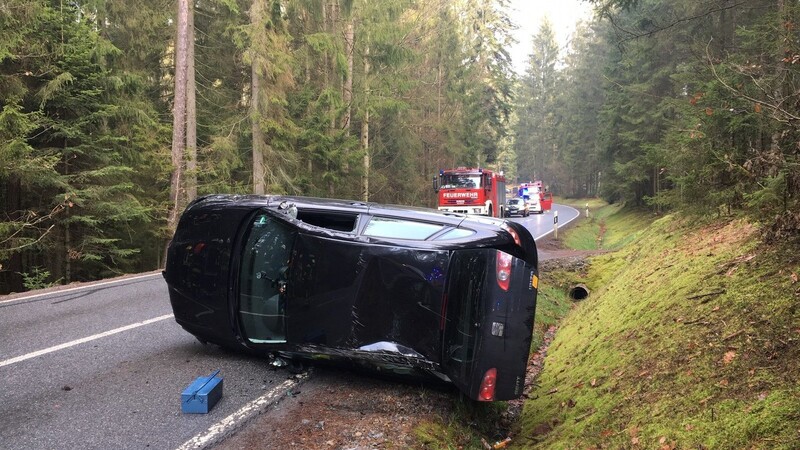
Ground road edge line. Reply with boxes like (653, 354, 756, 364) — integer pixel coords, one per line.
(175, 372, 310, 450)
(0, 272, 162, 304)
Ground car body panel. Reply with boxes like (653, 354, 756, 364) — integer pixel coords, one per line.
(163, 194, 538, 401)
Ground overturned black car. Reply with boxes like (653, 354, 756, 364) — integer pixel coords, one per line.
(163, 195, 539, 401)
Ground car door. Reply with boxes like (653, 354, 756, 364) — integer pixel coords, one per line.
(237, 210, 298, 344)
(237, 205, 368, 348)
(285, 213, 450, 357)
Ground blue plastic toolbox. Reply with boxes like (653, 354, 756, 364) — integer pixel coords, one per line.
(181, 370, 223, 414)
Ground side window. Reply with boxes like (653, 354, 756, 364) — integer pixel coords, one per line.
(363, 217, 444, 240)
(295, 211, 358, 232)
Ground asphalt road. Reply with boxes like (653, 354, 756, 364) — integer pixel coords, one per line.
(507, 202, 580, 239)
(0, 203, 579, 450)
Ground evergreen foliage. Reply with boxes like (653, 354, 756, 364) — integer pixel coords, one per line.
(2, 0, 799, 292)
(515, 0, 800, 236)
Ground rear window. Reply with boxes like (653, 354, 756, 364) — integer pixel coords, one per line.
(363, 217, 444, 240)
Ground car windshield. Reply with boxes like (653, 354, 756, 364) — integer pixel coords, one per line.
(440, 174, 481, 189)
(508, 199, 521, 205)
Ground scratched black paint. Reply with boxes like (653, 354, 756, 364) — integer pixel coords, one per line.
(163, 194, 538, 401)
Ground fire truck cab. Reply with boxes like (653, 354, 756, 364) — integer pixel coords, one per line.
(434, 168, 506, 218)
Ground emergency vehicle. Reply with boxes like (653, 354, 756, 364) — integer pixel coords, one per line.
(517, 181, 553, 213)
(434, 168, 506, 218)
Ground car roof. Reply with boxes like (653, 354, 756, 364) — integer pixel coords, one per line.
(188, 194, 509, 232)
(182, 194, 537, 266)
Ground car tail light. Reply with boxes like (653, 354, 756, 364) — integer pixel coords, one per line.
(496, 250, 512, 291)
(478, 368, 497, 401)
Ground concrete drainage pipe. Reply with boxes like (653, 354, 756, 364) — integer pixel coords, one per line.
(569, 284, 589, 301)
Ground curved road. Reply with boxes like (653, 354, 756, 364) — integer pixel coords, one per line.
(508, 203, 580, 240)
(0, 203, 579, 450)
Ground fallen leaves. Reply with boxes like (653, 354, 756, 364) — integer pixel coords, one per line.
(629, 426, 640, 446)
(659, 436, 677, 450)
(722, 350, 737, 365)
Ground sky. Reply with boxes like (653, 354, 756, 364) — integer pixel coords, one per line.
(507, 0, 595, 74)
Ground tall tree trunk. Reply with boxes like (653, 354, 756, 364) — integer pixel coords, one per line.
(342, 18, 354, 133)
(5, 176, 24, 292)
(251, 0, 265, 195)
(168, 0, 190, 236)
(322, 0, 334, 195)
(329, 0, 339, 132)
(768, 0, 786, 184)
(63, 148, 71, 284)
(186, 0, 197, 201)
(361, 43, 370, 202)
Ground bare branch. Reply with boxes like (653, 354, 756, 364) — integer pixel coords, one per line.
(705, 39, 800, 123)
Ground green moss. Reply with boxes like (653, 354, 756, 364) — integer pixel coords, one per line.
(516, 209, 800, 449)
(413, 420, 472, 449)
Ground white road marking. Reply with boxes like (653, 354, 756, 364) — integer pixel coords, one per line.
(0, 272, 162, 305)
(533, 204, 580, 241)
(0, 314, 174, 368)
(176, 372, 309, 450)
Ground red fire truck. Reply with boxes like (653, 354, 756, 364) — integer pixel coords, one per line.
(433, 167, 506, 218)
(517, 181, 553, 213)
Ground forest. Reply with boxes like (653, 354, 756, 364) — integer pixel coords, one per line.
(2, 0, 799, 294)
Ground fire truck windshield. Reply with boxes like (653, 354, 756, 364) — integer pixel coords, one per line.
(441, 174, 481, 189)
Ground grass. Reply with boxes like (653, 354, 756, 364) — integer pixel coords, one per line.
(555, 198, 653, 251)
(514, 205, 800, 449)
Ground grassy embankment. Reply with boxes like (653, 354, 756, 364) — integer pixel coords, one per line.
(515, 202, 800, 449)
